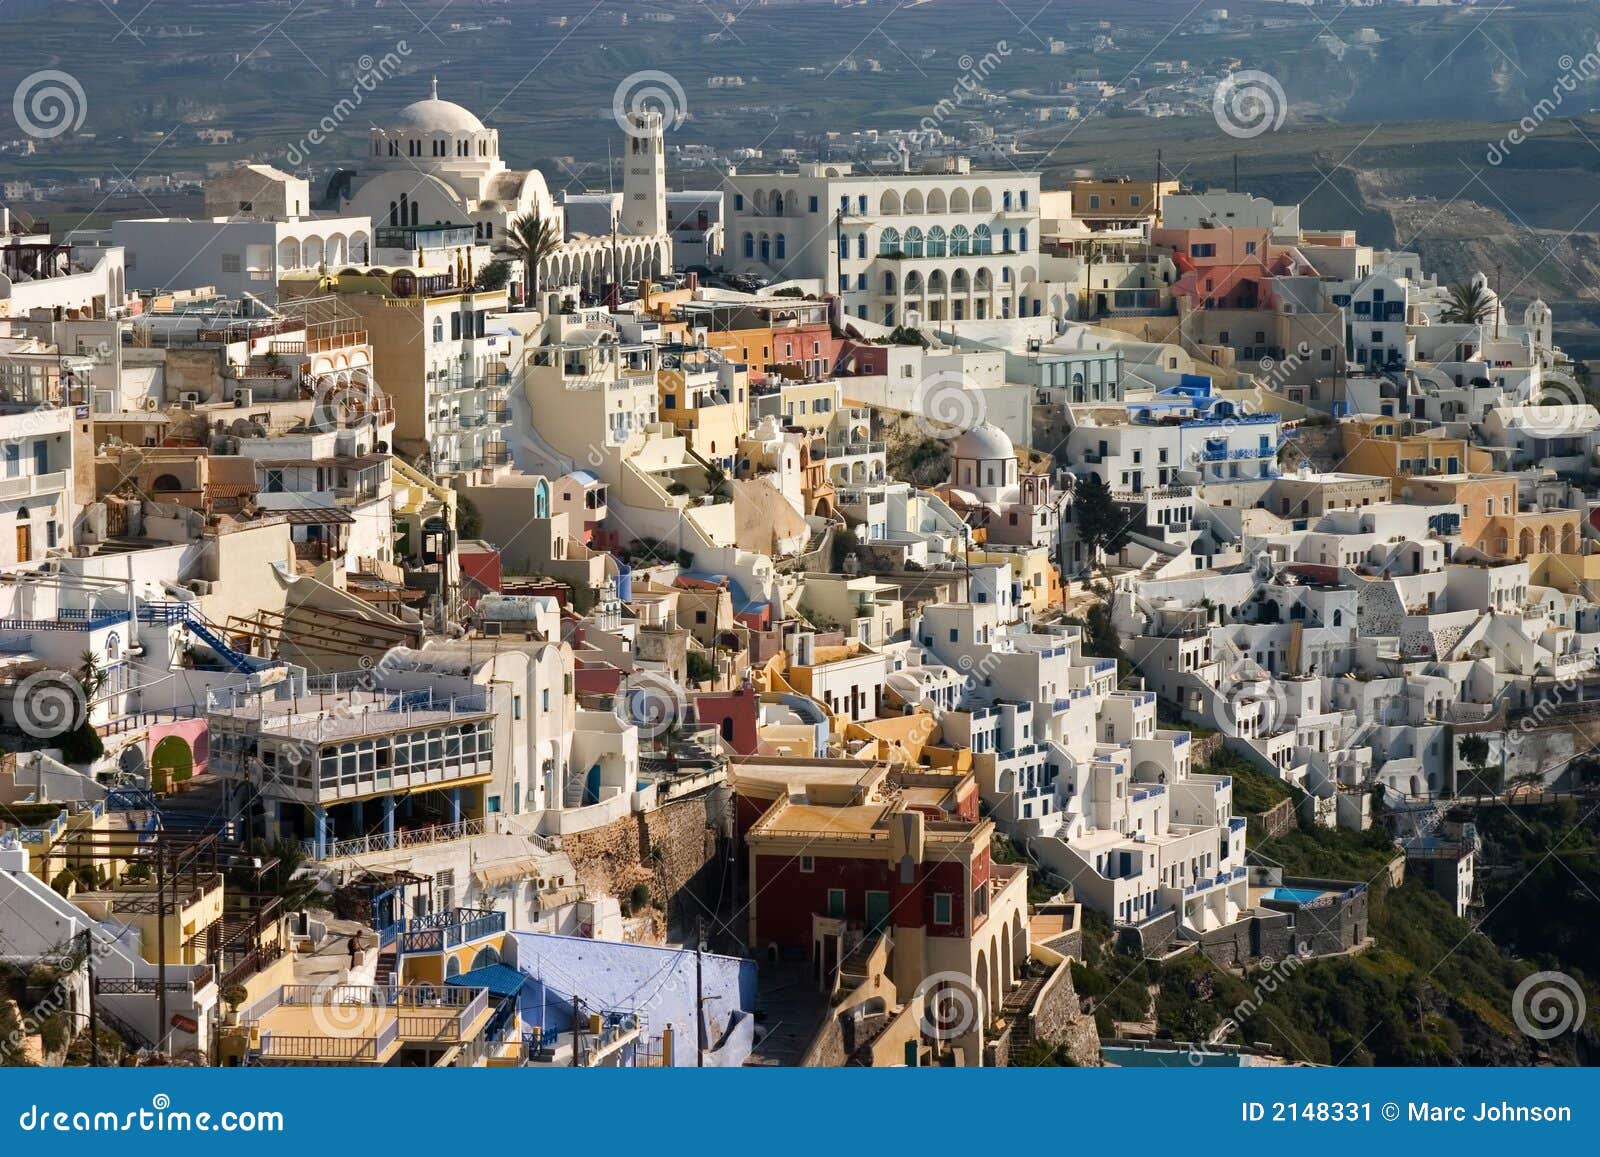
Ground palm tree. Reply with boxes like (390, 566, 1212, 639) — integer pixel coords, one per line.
(506, 210, 560, 310)
(1441, 281, 1494, 326)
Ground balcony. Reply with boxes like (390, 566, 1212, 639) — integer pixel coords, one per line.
(482, 442, 511, 467)
(397, 907, 506, 954)
(248, 983, 492, 1064)
(0, 469, 67, 500)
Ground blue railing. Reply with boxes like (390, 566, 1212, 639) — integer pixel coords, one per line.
(0, 609, 130, 632)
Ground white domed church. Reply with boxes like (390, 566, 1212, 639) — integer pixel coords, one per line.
(339, 82, 671, 305)
(938, 422, 1062, 549)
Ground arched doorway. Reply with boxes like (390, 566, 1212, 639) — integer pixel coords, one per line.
(150, 735, 195, 792)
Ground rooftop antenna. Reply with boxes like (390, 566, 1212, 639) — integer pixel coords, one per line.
(431, 75, 439, 101)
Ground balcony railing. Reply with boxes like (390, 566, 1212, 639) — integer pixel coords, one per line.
(397, 908, 506, 954)
(305, 816, 509, 862)
(0, 470, 67, 500)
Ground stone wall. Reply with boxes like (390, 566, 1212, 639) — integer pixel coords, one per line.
(1028, 963, 1101, 1066)
(1115, 910, 1177, 956)
(560, 785, 732, 944)
(1285, 421, 1343, 470)
(1258, 797, 1297, 840)
(799, 1000, 850, 1067)
(1190, 732, 1225, 766)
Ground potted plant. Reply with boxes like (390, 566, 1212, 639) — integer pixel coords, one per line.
(222, 984, 250, 1027)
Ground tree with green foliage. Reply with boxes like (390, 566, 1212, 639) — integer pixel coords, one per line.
(1456, 733, 1491, 793)
(1071, 473, 1130, 568)
(474, 258, 512, 292)
(456, 494, 483, 539)
(506, 210, 561, 309)
(1441, 281, 1494, 325)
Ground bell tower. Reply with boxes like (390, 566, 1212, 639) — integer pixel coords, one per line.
(622, 110, 667, 238)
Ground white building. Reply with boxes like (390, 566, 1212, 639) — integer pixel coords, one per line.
(339, 84, 670, 307)
(722, 161, 1050, 324)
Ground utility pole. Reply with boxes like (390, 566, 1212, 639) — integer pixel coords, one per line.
(571, 991, 582, 1067)
(83, 927, 99, 1067)
(695, 917, 705, 1068)
(155, 848, 167, 1055)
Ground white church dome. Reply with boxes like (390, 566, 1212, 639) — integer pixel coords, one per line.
(952, 422, 1015, 461)
(390, 81, 486, 133)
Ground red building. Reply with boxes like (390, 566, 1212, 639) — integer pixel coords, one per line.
(737, 761, 1029, 1025)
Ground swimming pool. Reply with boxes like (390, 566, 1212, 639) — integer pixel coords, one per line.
(1269, 887, 1325, 905)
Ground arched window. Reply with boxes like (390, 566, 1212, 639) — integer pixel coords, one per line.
(878, 227, 901, 256)
(973, 225, 993, 255)
(433, 318, 444, 342)
(775, 233, 786, 260)
(884, 271, 897, 295)
(759, 234, 771, 262)
(856, 233, 867, 259)
(1001, 228, 1012, 252)
(904, 226, 924, 258)
(743, 232, 754, 259)
(1018, 227, 1028, 252)
(927, 226, 947, 257)
(950, 225, 970, 256)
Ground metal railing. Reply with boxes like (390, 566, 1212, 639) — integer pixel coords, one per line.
(306, 816, 495, 862)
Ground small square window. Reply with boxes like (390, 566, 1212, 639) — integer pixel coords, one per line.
(799, 855, 815, 873)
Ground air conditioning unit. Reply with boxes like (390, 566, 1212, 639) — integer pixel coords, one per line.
(143, 437, 158, 447)
(142, 396, 160, 412)
(186, 580, 213, 596)
(482, 621, 503, 637)
(233, 387, 253, 407)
